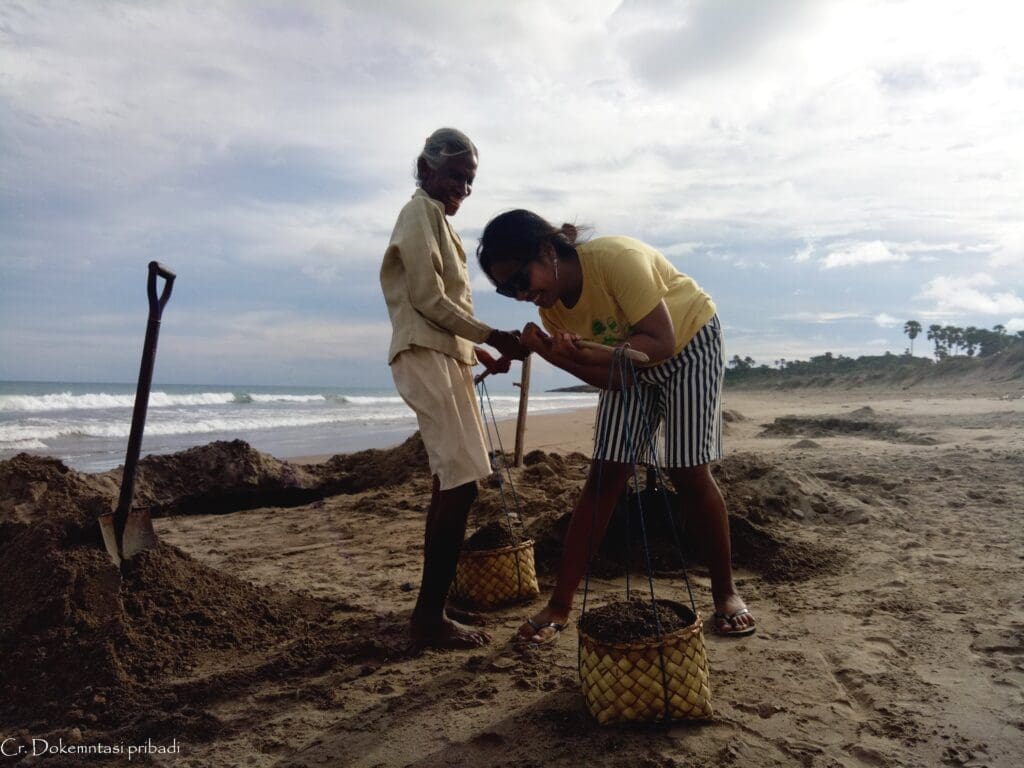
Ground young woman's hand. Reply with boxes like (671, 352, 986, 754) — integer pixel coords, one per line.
(520, 322, 552, 353)
(550, 330, 583, 358)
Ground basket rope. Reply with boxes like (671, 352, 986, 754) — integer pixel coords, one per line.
(449, 377, 538, 607)
(477, 377, 525, 545)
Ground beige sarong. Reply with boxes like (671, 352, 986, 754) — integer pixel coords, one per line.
(391, 346, 491, 491)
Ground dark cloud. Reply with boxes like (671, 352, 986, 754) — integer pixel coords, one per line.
(613, 0, 817, 88)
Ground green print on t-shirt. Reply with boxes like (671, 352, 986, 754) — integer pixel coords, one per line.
(592, 318, 630, 346)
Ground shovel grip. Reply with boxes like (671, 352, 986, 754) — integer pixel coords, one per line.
(147, 261, 176, 319)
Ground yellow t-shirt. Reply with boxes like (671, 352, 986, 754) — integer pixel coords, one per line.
(539, 236, 715, 356)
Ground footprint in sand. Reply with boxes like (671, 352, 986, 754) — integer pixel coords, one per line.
(863, 636, 910, 660)
(970, 625, 1024, 670)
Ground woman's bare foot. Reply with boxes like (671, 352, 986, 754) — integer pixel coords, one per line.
(517, 604, 570, 645)
(410, 616, 492, 650)
(713, 593, 756, 636)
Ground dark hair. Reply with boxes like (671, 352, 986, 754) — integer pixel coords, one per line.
(477, 209, 584, 277)
(415, 127, 478, 184)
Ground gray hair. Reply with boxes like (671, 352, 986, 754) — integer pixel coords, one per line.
(415, 127, 478, 183)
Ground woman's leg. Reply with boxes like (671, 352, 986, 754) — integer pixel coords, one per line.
(391, 348, 494, 649)
(667, 464, 755, 634)
(518, 460, 634, 643)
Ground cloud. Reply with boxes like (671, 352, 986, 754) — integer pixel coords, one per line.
(918, 274, 1024, 314)
(792, 243, 814, 263)
(874, 313, 901, 327)
(820, 241, 909, 269)
(785, 311, 864, 324)
(613, 0, 819, 89)
(990, 226, 1023, 269)
(2, 1, 1024, 385)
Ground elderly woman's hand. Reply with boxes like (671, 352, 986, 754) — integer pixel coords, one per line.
(475, 347, 512, 376)
(486, 329, 529, 360)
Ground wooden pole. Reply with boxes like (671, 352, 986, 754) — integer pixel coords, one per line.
(513, 355, 532, 467)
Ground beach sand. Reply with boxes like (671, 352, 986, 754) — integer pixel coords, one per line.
(1, 385, 1022, 766)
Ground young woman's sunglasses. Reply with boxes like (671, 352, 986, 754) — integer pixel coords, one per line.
(494, 262, 532, 298)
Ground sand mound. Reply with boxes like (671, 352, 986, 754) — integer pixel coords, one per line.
(523, 452, 844, 583)
(311, 432, 430, 493)
(789, 438, 821, 449)
(714, 452, 823, 521)
(0, 522, 315, 732)
(729, 516, 845, 582)
(128, 440, 321, 515)
(0, 439, 439, 736)
(0, 436, 436, 534)
(0, 453, 118, 527)
(759, 415, 936, 445)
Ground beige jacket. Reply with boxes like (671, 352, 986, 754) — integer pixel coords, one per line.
(381, 190, 492, 365)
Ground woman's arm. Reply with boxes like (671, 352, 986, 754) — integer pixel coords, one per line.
(396, 201, 492, 343)
(524, 300, 676, 389)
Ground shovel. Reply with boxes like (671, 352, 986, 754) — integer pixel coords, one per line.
(99, 261, 176, 565)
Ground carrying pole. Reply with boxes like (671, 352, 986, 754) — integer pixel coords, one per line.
(513, 355, 532, 467)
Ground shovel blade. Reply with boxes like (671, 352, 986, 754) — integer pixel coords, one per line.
(122, 507, 159, 560)
(98, 512, 122, 566)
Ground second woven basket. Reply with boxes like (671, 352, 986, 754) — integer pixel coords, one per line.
(451, 538, 540, 609)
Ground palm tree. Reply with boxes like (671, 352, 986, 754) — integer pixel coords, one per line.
(904, 320, 922, 355)
(947, 326, 964, 357)
(963, 327, 979, 357)
(926, 324, 945, 360)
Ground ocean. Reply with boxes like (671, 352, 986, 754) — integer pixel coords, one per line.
(0, 380, 598, 473)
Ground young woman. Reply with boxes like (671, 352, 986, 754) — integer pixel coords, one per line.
(477, 209, 755, 644)
(380, 129, 525, 650)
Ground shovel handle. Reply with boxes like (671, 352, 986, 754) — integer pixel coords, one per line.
(115, 262, 175, 531)
(147, 261, 175, 320)
(576, 340, 650, 364)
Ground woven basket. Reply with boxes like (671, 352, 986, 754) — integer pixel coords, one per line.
(451, 539, 540, 609)
(578, 600, 713, 724)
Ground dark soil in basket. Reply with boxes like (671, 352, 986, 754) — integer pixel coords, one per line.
(463, 519, 520, 552)
(578, 598, 696, 644)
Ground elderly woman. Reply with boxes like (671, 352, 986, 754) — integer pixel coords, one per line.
(381, 129, 525, 650)
(477, 209, 755, 645)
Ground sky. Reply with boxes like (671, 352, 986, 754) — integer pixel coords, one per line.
(1, 0, 1022, 390)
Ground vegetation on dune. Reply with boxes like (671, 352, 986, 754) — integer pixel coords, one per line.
(726, 321, 1024, 388)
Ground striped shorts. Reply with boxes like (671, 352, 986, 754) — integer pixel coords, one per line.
(593, 315, 724, 468)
